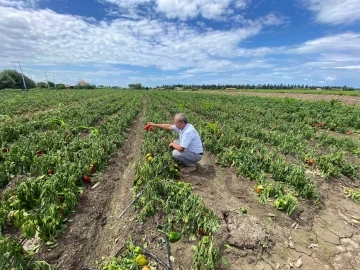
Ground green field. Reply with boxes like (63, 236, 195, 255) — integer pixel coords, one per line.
(1, 89, 359, 269)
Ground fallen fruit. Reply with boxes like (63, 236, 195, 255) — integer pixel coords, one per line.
(142, 266, 151, 270)
(36, 150, 42, 156)
(198, 228, 206, 236)
(83, 175, 91, 183)
(159, 230, 182, 243)
(89, 164, 96, 174)
(305, 159, 314, 166)
(255, 185, 264, 194)
(135, 255, 149, 266)
(135, 246, 143, 254)
(48, 169, 54, 175)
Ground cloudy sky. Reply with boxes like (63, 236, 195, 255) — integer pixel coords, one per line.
(0, 0, 360, 87)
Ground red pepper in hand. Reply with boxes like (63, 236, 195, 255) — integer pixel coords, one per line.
(144, 124, 153, 132)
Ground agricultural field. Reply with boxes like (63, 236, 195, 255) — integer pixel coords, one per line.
(0, 89, 360, 270)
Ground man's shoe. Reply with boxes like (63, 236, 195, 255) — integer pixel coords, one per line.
(181, 166, 196, 173)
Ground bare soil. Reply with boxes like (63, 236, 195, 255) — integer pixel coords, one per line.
(35, 93, 360, 270)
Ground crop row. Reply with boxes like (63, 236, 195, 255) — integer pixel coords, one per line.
(0, 92, 141, 269)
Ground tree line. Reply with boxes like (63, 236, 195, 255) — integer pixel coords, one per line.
(0, 69, 96, 90)
(159, 83, 356, 91)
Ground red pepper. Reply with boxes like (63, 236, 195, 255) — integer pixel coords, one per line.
(144, 124, 153, 132)
(83, 175, 91, 183)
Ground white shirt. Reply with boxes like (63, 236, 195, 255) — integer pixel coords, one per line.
(172, 123, 203, 154)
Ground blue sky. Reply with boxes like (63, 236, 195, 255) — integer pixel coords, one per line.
(0, 0, 359, 87)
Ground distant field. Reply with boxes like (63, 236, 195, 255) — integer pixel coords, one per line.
(188, 89, 360, 106)
(192, 88, 360, 96)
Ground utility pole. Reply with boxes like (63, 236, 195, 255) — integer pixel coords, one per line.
(52, 76, 56, 89)
(44, 72, 50, 89)
(11, 61, 27, 90)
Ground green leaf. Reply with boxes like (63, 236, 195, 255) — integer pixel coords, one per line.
(221, 256, 230, 267)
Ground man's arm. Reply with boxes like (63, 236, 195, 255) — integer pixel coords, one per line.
(169, 141, 185, 152)
(147, 122, 173, 130)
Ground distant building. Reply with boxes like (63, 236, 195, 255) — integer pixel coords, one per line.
(78, 80, 89, 86)
(65, 84, 75, 89)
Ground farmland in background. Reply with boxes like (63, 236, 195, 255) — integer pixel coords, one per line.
(0, 89, 359, 270)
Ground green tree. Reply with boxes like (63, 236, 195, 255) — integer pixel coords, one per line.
(37, 82, 48, 88)
(56, 83, 66, 89)
(128, 83, 142, 89)
(47, 81, 55, 88)
(0, 69, 36, 90)
(0, 71, 16, 89)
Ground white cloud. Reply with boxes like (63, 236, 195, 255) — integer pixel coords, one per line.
(0, 4, 286, 85)
(0, 6, 282, 69)
(319, 53, 360, 62)
(304, 0, 360, 25)
(99, 0, 151, 8)
(261, 13, 285, 26)
(290, 32, 360, 54)
(0, 0, 39, 8)
(234, 0, 249, 9)
(334, 65, 360, 69)
(101, 0, 250, 20)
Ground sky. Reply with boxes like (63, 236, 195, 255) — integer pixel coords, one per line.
(0, 0, 360, 88)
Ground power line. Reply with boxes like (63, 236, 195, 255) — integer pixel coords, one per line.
(11, 61, 27, 91)
(44, 72, 50, 89)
